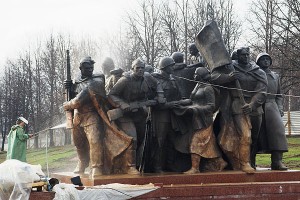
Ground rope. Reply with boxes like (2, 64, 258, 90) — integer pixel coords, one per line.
(172, 74, 300, 98)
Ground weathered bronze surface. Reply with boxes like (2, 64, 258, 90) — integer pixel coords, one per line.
(62, 20, 288, 179)
(63, 56, 132, 178)
(256, 53, 288, 170)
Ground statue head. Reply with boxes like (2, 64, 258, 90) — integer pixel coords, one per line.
(237, 47, 250, 65)
(231, 49, 238, 60)
(145, 65, 154, 73)
(188, 43, 199, 57)
(171, 52, 184, 63)
(194, 67, 211, 82)
(110, 68, 124, 76)
(158, 56, 175, 74)
(256, 52, 272, 69)
(131, 58, 145, 77)
(79, 56, 95, 78)
(102, 57, 115, 76)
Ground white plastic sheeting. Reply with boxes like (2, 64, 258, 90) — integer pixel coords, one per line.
(0, 159, 45, 200)
(53, 183, 159, 200)
(53, 183, 80, 200)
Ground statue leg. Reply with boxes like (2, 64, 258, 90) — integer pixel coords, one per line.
(125, 141, 139, 174)
(234, 115, 255, 174)
(271, 151, 288, 170)
(239, 142, 255, 174)
(250, 115, 262, 169)
(184, 154, 200, 174)
(85, 122, 104, 178)
(153, 122, 169, 173)
(117, 117, 139, 175)
(72, 126, 90, 174)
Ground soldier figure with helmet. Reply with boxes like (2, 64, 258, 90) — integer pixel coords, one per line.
(108, 58, 165, 174)
(171, 52, 198, 99)
(256, 52, 288, 170)
(151, 56, 184, 173)
(63, 56, 106, 178)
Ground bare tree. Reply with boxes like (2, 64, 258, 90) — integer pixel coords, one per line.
(248, 0, 278, 53)
(160, 2, 181, 54)
(126, 0, 164, 66)
(249, 0, 300, 110)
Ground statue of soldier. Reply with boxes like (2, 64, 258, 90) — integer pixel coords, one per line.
(102, 57, 115, 78)
(171, 52, 197, 99)
(211, 47, 267, 173)
(105, 68, 124, 93)
(256, 53, 288, 170)
(102, 57, 115, 93)
(108, 58, 165, 174)
(63, 57, 106, 178)
(151, 56, 186, 173)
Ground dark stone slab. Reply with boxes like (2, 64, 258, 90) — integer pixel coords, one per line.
(29, 191, 55, 200)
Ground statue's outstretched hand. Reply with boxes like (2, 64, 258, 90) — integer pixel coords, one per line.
(157, 96, 166, 104)
(229, 71, 242, 81)
(242, 103, 252, 115)
(120, 103, 131, 112)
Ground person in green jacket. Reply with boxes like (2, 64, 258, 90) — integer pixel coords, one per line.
(6, 117, 33, 162)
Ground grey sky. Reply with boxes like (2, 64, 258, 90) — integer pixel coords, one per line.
(0, 0, 252, 68)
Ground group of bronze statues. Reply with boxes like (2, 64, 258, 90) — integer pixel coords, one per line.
(63, 23, 288, 179)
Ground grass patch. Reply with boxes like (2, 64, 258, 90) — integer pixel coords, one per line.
(0, 145, 77, 174)
(256, 136, 300, 169)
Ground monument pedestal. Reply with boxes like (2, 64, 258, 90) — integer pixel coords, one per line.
(51, 169, 300, 199)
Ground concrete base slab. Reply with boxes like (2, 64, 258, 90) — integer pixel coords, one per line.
(50, 170, 300, 199)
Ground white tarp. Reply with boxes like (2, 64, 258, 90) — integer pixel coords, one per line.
(53, 183, 159, 200)
(0, 159, 45, 200)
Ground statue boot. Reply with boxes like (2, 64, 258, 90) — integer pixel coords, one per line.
(239, 144, 255, 174)
(250, 144, 257, 169)
(225, 151, 240, 170)
(126, 143, 139, 175)
(184, 154, 200, 174)
(271, 151, 288, 170)
(73, 149, 89, 174)
(89, 142, 104, 179)
(153, 146, 165, 173)
(90, 167, 103, 179)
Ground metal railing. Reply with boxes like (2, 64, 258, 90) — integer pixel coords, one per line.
(282, 111, 300, 135)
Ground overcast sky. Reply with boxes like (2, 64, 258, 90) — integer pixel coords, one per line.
(0, 0, 252, 68)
